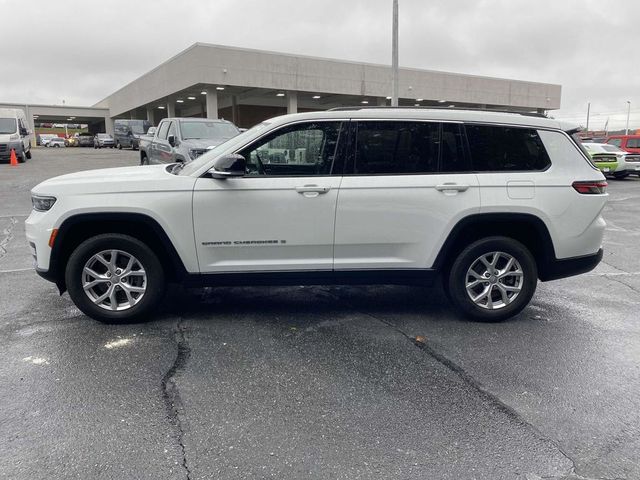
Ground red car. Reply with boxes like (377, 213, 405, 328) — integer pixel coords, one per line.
(606, 135, 640, 154)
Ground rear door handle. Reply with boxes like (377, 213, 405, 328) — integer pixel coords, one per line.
(435, 183, 470, 192)
(296, 185, 331, 194)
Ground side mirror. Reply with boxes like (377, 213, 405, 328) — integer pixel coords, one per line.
(168, 135, 176, 147)
(208, 154, 246, 179)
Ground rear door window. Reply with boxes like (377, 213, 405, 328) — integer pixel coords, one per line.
(626, 138, 640, 148)
(465, 124, 551, 171)
(353, 121, 439, 174)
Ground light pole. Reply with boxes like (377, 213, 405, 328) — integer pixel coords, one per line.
(625, 100, 631, 134)
(586, 102, 590, 133)
(391, 0, 399, 107)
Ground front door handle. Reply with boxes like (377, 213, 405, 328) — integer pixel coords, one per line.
(296, 185, 331, 194)
(435, 183, 470, 192)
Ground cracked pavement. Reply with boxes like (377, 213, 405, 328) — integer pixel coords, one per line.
(0, 148, 638, 479)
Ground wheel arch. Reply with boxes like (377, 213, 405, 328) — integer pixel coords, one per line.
(433, 213, 558, 281)
(49, 212, 189, 293)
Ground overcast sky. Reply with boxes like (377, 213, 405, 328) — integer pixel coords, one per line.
(2, 0, 638, 130)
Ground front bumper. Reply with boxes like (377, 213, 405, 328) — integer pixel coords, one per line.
(539, 249, 603, 281)
(0, 142, 24, 160)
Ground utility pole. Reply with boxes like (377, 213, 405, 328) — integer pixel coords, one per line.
(391, 0, 399, 107)
(586, 102, 590, 133)
(625, 101, 631, 134)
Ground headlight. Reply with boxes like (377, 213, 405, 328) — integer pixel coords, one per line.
(31, 195, 57, 212)
(9, 134, 19, 141)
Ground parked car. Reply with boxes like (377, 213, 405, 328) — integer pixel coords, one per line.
(605, 135, 640, 154)
(146, 126, 157, 137)
(47, 137, 66, 148)
(139, 117, 240, 165)
(94, 133, 115, 148)
(65, 136, 79, 147)
(26, 108, 606, 324)
(39, 134, 59, 147)
(0, 107, 32, 162)
(114, 119, 152, 150)
(76, 133, 94, 147)
(582, 142, 640, 178)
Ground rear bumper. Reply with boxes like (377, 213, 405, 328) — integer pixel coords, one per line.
(539, 249, 603, 281)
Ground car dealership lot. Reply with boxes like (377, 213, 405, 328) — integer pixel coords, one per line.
(1, 148, 639, 479)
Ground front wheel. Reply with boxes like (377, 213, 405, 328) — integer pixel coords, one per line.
(447, 236, 537, 322)
(65, 234, 165, 323)
(25, 149, 32, 159)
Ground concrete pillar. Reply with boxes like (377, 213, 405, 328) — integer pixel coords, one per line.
(167, 102, 176, 118)
(130, 111, 136, 120)
(146, 107, 154, 125)
(105, 117, 115, 136)
(25, 105, 36, 147)
(205, 88, 219, 119)
(287, 91, 298, 114)
(231, 95, 239, 125)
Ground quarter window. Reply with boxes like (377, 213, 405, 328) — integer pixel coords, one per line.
(465, 125, 551, 171)
(354, 121, 440, 174)
(238, 122, 344, 176)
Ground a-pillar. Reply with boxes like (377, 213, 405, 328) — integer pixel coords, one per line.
(287, 91, 298, 114)
(205, 88, 219, 119)
(146, 106, 154, 125)
(167, 102, 176, 118)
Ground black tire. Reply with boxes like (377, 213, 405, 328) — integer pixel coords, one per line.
(447, 236, 537, 322)
(140, 155, 149, 166)
(613, 173, 629, 179)
(65, 234, 165, 323)
(17, 152, 26, 163)
(25, 149, 32, 159)
(117, 142, 122, 150)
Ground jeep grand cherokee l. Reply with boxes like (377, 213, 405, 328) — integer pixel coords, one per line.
(26, 108, 607, 323)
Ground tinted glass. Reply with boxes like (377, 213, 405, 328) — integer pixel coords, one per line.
(626, 138, 640, 148)
(238, 121, 344, 176)
(180, 121, 239, 140)
(0, 118, 17, 134)
(157, 121, 170, 140)
(466, 125, 551, 171)
(607, 138, 622, 147)
(354, 121, 439, 174)
(167, 122, 177, 139)
(440, 123, 469, 172)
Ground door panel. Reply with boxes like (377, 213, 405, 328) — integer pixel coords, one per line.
(334, 174, 479, 269)
(193, 177, 341, 272)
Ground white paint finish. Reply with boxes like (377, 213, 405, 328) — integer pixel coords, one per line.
(507, 181, 535, 199)
(192, 176, 342, 272)
(334, 174, 480, 269)
(26, 166, 199, 272)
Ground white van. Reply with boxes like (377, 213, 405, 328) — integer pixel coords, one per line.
(0, 108, 32, 162)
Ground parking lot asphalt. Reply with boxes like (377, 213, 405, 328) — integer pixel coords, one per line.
(0, 148, 638, 479)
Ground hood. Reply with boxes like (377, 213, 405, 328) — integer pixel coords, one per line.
(181, 138, 229, 149)
(32, 165, 195, 197)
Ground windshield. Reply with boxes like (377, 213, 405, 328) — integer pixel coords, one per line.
(602, 144, 624, 153)
(180, 121, 239, 140)
(0, 118, 17, 134)
(179, 121, 271, 176)
(97, 134, 111, 138)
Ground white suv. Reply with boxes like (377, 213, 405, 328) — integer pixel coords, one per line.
(26, 108, 607, 323)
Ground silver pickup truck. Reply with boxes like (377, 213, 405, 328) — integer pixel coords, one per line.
(139, 117, 240, 165)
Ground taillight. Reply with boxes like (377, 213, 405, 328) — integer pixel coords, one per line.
(572, 181, 607, 194)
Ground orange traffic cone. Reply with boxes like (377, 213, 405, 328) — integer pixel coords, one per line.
(9, 148, 19, 166)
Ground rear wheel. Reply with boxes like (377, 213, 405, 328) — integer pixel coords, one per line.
(65, 234, 165, 323)
(447, 236, 537, 322)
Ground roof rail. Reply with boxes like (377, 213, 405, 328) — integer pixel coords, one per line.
(327, 105, 548, 118)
